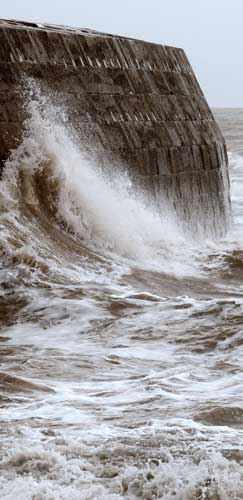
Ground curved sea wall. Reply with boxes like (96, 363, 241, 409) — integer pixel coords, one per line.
(0, 19, 230, 233)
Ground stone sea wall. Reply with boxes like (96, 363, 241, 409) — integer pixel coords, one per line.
(0, 19, 230, 231)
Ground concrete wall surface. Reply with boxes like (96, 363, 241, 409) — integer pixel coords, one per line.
(0, 19, 231, 234)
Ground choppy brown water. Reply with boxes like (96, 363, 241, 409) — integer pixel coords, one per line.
(1, 99, 243, 499)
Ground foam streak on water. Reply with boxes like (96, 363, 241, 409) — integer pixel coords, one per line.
(1, 100, 243, 499)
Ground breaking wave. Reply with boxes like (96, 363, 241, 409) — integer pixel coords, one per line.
(0, 89, 220, 280)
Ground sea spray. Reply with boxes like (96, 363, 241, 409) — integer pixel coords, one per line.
(1, 87, 200, 275)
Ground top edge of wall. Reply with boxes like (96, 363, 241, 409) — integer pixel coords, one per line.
(0, 18, 184, 51)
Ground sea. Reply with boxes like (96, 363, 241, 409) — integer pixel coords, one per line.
(1, 100, 243, 499)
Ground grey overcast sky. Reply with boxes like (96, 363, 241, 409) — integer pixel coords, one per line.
(1, 0, 242, 107)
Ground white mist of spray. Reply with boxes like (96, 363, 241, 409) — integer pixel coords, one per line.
(1, 86, 202, 275)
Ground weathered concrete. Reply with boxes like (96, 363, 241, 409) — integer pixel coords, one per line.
(0, 19, 231, 232)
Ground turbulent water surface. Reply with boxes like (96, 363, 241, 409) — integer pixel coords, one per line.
(1, 102, 243, 499)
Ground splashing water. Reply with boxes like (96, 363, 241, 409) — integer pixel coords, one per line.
(1, 90, 203, 276)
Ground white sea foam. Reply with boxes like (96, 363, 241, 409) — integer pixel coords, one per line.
(1, 432, 243, 500)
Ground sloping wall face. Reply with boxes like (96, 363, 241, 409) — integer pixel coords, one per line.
(0, 19, 230, 233)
